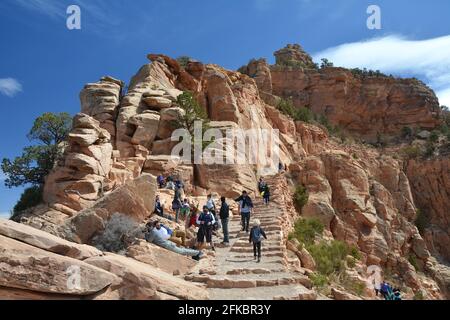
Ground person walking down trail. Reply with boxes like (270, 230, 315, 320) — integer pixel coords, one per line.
(262, 185, 270, 205)
(219, 196, 230, 245)
(249, 219, 267, 263)
(257, 178, 267, 197)
(144, 221, 203, 260)
(197, 206, 216, 251)
(235, 190, 253, 233)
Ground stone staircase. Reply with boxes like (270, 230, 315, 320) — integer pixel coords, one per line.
(185, 174, 317, 300)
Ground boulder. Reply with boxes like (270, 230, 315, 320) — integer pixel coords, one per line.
(0, 235, 117, 296)
(0, 219, 102, 260)
(85, 253, 209, 300)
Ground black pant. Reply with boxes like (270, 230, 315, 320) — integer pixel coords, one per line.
(253, 241, 261, 258)
(241, 212, 250, 231)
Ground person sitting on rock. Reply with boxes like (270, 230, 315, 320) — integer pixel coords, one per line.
(157, 174, 165, 189)
(166, 179, 175, 190)
(235, 190, 253, 233)
(196, 206, 216, 251)
(249, 219, 267, 263)
(150, 220, 186, 247)
(145, 221, 203, 261)
(154, 195, 174, 221)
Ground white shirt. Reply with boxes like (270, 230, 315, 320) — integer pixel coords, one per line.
(206, 198, 215, 210)
(154, 226, 171, 240)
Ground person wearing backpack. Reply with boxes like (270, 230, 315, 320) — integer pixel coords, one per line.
(235, 190, 254, 233)
(196, 206, 216, 251)
(249, 219, 267, 263)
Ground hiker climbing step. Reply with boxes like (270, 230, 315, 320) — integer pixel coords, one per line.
(184, 174, 318, 300)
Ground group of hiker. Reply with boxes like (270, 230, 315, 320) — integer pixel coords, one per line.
(376, 281, 403, 300)
(147, 174, 271, 263)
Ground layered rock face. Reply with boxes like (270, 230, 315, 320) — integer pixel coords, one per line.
(407, 157, 450, 262)
(242, 45, 442, 142)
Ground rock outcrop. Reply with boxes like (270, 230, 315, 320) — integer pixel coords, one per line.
(241, 45, 442, 142)
(407, 157, 450, 262)
(0, 219, 206, 300)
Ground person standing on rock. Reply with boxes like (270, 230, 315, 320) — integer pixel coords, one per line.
(196, 206, 216, 251)
(249, 219, 267, 263)
(157, 174, 165, 188)
(235, 190, 253, 233)
(172, 195, 182, 223)
(219, 196, 230, 245)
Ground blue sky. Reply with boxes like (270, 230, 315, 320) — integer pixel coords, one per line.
(1, 0, 450, 218)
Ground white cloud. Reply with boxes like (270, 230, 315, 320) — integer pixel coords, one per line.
(14, 0, 67, 19)
(313, 34, 450, 106)
(0, 78, 22, 97)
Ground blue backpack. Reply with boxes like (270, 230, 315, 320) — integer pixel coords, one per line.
(252, 227, 263, 243)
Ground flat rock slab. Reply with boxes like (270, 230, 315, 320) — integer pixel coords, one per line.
(0, 219, 102, 260)
(0, 235, 117, 296)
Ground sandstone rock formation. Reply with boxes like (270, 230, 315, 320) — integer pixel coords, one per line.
(0, 219, 206, 300)
(241, 45, 442, 142)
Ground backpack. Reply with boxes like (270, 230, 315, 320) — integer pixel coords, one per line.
(252, 227, 264, 243)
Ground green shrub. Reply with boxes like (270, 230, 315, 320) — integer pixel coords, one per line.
(320, 58, 334, 69)
(293, 185, 309, 212)
(13, 186, 43, 214)
(401, 146, 421, 159)
(307, 241, 350, 276)
(408, 254, 419, 271)
(413, 290, 425, 300)
(429, 131, 440, 143)
(290, 218, 324, 246)
(352, 154, 359, 160)
(350, 246, 362, 260)
(415, 209, 430, 235)
(401, 126, 413, 139)
(309, 273, 329, 287)
(296, 107, 313, 123)
(176, 56, 192, 68)
(424, 142, 436, 158)
(277, 99, 313, 123)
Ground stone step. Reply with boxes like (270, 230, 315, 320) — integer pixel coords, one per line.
(225, 267, 285, 275)
(207, 284, 317, 300)
(229, 246, 284, 253)
(233, 240, 283, 247)
(192, 273, 312, 289)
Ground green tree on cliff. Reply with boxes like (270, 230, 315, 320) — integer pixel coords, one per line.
(2, 112, 72, 214)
